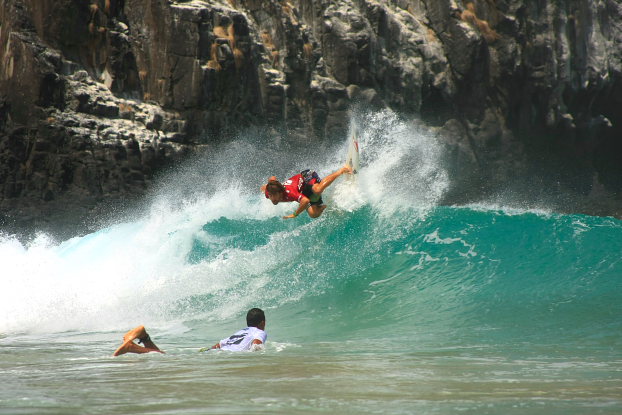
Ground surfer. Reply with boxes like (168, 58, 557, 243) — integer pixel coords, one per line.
(112, 308, 267, 356)
(262, 165, 352, 219)
(209, 307, 267, 351)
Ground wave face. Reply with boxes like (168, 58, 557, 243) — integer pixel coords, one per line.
(1, 110, 621, 356)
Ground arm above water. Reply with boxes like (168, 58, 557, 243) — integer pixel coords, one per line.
(249, 338, 264, 351)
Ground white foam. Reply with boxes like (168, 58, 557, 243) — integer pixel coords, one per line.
(0, 109, 451, 335)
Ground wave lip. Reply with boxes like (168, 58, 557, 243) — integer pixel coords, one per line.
(3, 111, 620, 343)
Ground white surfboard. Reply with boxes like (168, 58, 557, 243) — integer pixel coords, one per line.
(345, 127, 360, 174)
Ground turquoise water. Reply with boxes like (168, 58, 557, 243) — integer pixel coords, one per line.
(1, 112, 621, 414)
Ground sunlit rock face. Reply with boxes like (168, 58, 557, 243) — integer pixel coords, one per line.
(1, 0, 620, 234)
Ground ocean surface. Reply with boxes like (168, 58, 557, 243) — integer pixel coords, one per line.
(1, 111, 621, 414)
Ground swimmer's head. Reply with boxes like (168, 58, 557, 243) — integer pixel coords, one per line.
(246, 308, 265, 328)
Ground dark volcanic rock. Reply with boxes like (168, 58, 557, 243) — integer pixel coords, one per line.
(0, 0, 620, 236)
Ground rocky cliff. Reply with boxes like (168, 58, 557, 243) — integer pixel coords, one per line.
(1, 0, 621, 236)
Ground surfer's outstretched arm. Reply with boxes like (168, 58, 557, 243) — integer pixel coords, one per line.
(283, 196, 311, 219)
(311, 165, 352, 195)
(113, 326, 164, 356)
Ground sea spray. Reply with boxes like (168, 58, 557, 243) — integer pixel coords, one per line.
(1, 111, 621, 415)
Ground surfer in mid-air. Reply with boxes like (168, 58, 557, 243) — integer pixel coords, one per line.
(261, 165, 352, 219)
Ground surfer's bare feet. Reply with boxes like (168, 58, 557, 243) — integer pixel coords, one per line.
(138, 334, 162, 352)
(113, 326, 164, 357)
(113, 340, 147, 356)
(122, 325, 147, 343)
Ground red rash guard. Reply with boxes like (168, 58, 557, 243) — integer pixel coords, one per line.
(281, 173, 304, 202)
(265, 173, 319, 203)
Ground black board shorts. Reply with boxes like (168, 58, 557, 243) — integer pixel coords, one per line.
(300, 172, 323, 206)
(302, 183, 323, 206)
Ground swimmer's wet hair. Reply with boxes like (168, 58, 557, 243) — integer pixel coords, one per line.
(247, 308, 265, 327)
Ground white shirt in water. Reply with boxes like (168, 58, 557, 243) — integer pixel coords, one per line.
(219, 326, 267, 351)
